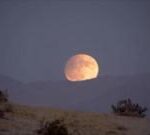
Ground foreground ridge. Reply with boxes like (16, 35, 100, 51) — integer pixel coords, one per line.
(0, 103, 150, 135)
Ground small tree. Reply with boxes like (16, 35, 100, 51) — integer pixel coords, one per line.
(111, 98, 148, 117)
(0, 89, 8, 103)
(0, 89, 13, 118)
(37, 118, 70, 135)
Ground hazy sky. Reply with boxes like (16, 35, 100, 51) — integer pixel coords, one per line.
(0, 0, 150, 82)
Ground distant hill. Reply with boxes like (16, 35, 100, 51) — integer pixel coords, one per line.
(0, 74, 150, 115)
(0, 74, 22, 89)
(0, 74, 22, 98)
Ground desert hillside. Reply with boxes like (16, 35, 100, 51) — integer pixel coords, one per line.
(0, 104, 150, 135)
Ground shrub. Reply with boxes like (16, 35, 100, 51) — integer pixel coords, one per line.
(37, 118, 70, 135)
(111, 98, 148, 117)
(0, 89, 13, 118)
(0, 89, 8, 103)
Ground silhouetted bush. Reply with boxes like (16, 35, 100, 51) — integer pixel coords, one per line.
(37, 118, 71, 135)
(0, 89, 8, 103)
(111, 98, 148, 117)
(0, 89, 13, 118)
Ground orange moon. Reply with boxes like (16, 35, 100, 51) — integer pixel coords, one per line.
(64, 54, 99, 81)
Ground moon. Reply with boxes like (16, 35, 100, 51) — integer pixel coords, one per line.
(64, 54, 99, 81)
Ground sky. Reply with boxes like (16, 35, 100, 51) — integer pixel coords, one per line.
(0, 0, 150, 82)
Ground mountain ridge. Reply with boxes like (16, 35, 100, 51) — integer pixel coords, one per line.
(0, 73, 149, 114)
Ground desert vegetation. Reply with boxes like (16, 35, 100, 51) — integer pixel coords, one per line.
(37, 118, 71, 135)
(111, 98, 148, 117)
(0, 89, 13, 118)
(0, 90, 8, 102)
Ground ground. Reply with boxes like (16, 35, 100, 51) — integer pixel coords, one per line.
(0, 104, 150, 135)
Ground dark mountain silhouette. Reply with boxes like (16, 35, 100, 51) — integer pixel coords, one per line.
(0, 74, 149, 115)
